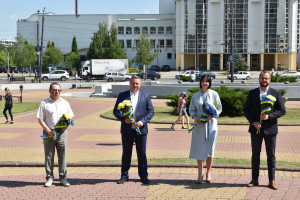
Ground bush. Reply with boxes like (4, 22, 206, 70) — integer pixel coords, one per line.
(179, 75, 201, 82)
(129, 67, 142, 73)
(165, 86, 287, 117)
(271, 73, 297, 82)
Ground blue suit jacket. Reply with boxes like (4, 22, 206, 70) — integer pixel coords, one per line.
(244, 87, 286, 135)
(113, 90, 154, 135)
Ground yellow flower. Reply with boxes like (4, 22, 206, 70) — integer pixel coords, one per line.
(118, 103, 124, 110)
(123, 100, 132, 107)
(63, 113, 71, 121)
(266, 95, 276, 102)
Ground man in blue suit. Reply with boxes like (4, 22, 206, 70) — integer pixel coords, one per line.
(244, 70, 286, 190)
(113, 75, 154, 184)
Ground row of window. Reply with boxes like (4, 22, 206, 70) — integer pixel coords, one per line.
(118, 26, 173, 35)
(118, 39, 174, 49)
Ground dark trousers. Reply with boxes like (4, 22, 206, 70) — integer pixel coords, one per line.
(3, 106, 13, 121)
(121, 130, 148, 179)
(251, 131, 277, 182)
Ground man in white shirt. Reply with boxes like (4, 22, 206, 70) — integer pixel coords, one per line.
(37, 82, 74, 187)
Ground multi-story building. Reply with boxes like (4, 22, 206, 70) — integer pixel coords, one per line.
(17, 0, 300, 70)
(0, 39, 16, 47)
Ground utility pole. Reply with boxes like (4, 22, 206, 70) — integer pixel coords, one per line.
(230, 6, 234, 83)
(36, 10, 40, 77)
(7, 52, 9, 72)
(39, 7, 46, 82)
(195, 26, 199, 71)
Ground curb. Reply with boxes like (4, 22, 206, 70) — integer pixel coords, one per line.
(1, 162, 299, 172)
(100, 114, 300, 126)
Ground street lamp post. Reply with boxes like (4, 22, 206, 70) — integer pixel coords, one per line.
(19, 85, 23, 103)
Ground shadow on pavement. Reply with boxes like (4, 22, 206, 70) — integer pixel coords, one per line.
(0, 181, 43, 188)
(96, 143, 121, 146)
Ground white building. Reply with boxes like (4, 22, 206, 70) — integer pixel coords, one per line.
(17, 0, 300, 70)
(0, 39, 16, 47)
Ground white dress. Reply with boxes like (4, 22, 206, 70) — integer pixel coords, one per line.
(189, 90, 222, 160)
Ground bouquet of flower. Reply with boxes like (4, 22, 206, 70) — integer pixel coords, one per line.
(188, 102, 218, 133)
(41, 113, 74, 143)
(118, 100, 141, 134)
(256, 95, 276, 134)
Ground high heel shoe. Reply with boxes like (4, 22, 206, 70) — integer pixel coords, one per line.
(206, 174, 212, 183)
(170, 124, 175, 131)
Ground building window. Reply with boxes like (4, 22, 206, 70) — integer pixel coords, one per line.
(167, 53, 172, 59)
(119, 40, 124, 48)
(166, 40, 173, 48)
(142, 27, 148, 34)
(150, 39, 156, 48)
(126, 27, 132, 34)
(159, 40, 164, 48)
(126, 40, 132, 48)
(150, 27, 156, 34)
(158, 27, 164, 34)
(118, 27, 124, 35)
(135, 39, 140, 47)
(134, 27, 140, 35)
(166, 27, 173, 34)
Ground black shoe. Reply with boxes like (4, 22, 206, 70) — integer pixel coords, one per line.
(141, 177, 150, 185)
(117, 177, 128, 184)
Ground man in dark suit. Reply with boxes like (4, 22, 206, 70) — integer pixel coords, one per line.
(244, 70, 286, 190)
(113, 75, 154, 185)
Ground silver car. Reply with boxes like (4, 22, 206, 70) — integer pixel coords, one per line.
(279, 71, 300, 78)
(42, 70, 69, 81)
(104, 72, 131, 82)
(227, 71, 251, 80)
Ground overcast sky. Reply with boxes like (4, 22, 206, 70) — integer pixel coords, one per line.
(0, 0, 159, 41)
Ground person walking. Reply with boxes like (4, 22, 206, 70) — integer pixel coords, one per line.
(113, 75, 154, 185)
(190, 70, 196, 83)
(11, 71, 15, 83)
(7, 71, 11, 83)
(244, 70, 286, 190)
(37, 82, 74, 187)
(75, 71, 78, 82)
(171, 93, 190, 130)
(189, 75, 222, 184)
(3, 87, 14, 124)
(178, 66, 181, 73)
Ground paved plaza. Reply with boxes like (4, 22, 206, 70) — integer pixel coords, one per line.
(0, 88, 299, 199)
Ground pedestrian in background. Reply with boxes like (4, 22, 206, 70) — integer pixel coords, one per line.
(11, 71, 15, 83)
(179, 66, 181, 73)
(3, 87, 14, 124)
(75, 71, 78, 82)
(37, 83, 74, 187)
(190, 70, 196, 83)
(7, 71, 11, 83)
(171, 93, 190, 130)
(189, 75, 222, 184)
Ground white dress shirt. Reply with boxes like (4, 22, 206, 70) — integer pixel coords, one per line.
(130, 90, 139, 128)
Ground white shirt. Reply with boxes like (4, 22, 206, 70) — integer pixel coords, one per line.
(259, 86, 269, 100)
(130, 90, 139, 128)
(190, 74, 196, 81)
(36, 97, 74, 129)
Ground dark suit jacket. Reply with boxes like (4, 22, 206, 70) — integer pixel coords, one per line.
(113, 90, 154, 135)
(244, 87, 286, 135)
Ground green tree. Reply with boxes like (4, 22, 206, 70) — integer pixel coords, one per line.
(0, 50, 8, 65)
(132, 31, 157, 69)
(22, 41, 37, 68)
(71, 35, 78, 54)
(87, 22, 126, 59)
(65, 52, 81, 70)
(13, 33, 36, 68)
(43, 42, 64, 71)
(233, 53, 247, 71)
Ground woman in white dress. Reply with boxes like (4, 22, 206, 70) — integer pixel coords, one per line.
(189, 75, 222, 184)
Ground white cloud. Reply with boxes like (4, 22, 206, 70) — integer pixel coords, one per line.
(9, 14, 17, 20)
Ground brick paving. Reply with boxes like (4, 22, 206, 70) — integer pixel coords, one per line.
(0, 88, 299, 199)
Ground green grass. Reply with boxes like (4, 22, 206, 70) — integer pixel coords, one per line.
(0, 101, 40, 115)
(102, 106, 300, 124)
(80, 158, 300, 168)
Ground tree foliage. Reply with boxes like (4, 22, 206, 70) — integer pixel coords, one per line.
(233, 53, 247, 71)
(71, 35, 78, 54)
(65, 52, 81, 69)
(132, 31, 157, 68)
(13, 33, 36, 68)
(87, 22, 127, 59)
(43, 41, 64, 71)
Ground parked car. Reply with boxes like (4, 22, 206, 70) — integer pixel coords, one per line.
(227, 71, 251, 80)
(161, 65, 171, 71)
(175, 70, 200, 79)
(62, 67, 76, 76)
(41, 70, 69, 81)
(10, 66, 19, 73)
(279, 70, 300, 78)
(136, 70, 161, 80)
(103, 72, 131, 82)
(197, 71, 216, 79)
(150, 65, 161, 72)
(0, 65, 8, 73)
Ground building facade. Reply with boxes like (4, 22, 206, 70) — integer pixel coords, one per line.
(17, 0, 300, 70)
(0, 39, 16, 47)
